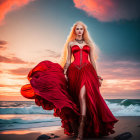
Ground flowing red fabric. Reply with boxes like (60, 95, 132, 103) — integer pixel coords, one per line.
(20, 45, 119, 138)
(20, 60, 80, 136)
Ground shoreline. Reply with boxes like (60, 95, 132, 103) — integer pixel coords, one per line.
(0, 116, 140, 140)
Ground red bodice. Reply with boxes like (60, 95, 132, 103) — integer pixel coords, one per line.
(71, 45, 90, 69)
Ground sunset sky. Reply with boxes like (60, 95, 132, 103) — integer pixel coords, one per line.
(0, 0, 140, 100)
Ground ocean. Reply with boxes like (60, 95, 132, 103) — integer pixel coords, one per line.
(0, 99, 140, 131)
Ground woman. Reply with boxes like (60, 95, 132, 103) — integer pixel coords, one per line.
(21, 21, 119, 140)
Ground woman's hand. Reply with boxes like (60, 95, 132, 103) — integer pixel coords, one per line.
(97, 75, 103, 87)
(99, 79, 103, 87)
(64, 74, 68, 81)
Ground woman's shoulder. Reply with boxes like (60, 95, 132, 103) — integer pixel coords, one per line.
(68, 41, 75, 48)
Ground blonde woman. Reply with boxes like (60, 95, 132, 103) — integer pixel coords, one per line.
(21, 21, 119, 140)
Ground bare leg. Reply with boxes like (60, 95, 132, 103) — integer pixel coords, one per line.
(76, 85, 87, 140)
(79, 85, 87, 115)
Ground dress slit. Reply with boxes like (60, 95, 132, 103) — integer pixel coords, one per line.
(78, 84, 87, 114)
(67, 62, 119, 137)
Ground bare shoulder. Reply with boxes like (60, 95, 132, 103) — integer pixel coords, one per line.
(68, 41, 74, 48)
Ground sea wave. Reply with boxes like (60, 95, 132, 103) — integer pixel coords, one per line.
(0, 99, 140, 116)
(0, 114, 61, 131)
(105, 99, 140, 116)
(0, 117, 60, 124)
(0, 105, 53, 114)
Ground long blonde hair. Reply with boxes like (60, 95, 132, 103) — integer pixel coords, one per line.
(58, 21, 99, 68)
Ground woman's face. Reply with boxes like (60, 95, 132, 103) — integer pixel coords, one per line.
(75, 24, 84, 36)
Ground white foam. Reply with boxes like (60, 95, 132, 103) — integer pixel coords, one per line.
(105, 100, 140, 116)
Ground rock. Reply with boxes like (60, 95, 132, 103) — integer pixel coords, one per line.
(49, 134, 60, 139)
(114, 132, 133, 140)
(36, 134, 51, 140)
(50, 133, 55, 135)
(53, 135, 60, 138)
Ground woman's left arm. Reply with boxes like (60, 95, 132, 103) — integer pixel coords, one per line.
(89, 45, 103, 85)
(89, 45, 99, 76)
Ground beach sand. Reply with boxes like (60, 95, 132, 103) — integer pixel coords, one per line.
(0, 116, 140, 140)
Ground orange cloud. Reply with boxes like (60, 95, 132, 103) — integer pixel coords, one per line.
(0, 95, 31, 101)
(0, 84, 22, 87)
(0, 46, 7, 50)
(45, 49, 61, 58)
(0, 40, 7, 50)
(73, 0, 140, 22)
(98, 60, 140, 79)
(0, 55, 27, 64)
(0, 40, 7, 45)
(0, 0, 35, 25)
(8, 67, 31, 75)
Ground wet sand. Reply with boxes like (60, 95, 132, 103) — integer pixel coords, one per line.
(0, 116, 140, 140)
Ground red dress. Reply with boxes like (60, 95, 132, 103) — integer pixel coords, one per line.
(20, 44, 119, 138)
(67, 45, 119, 137)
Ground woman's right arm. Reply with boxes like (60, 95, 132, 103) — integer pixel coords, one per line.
(63, 42, 72, 75)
